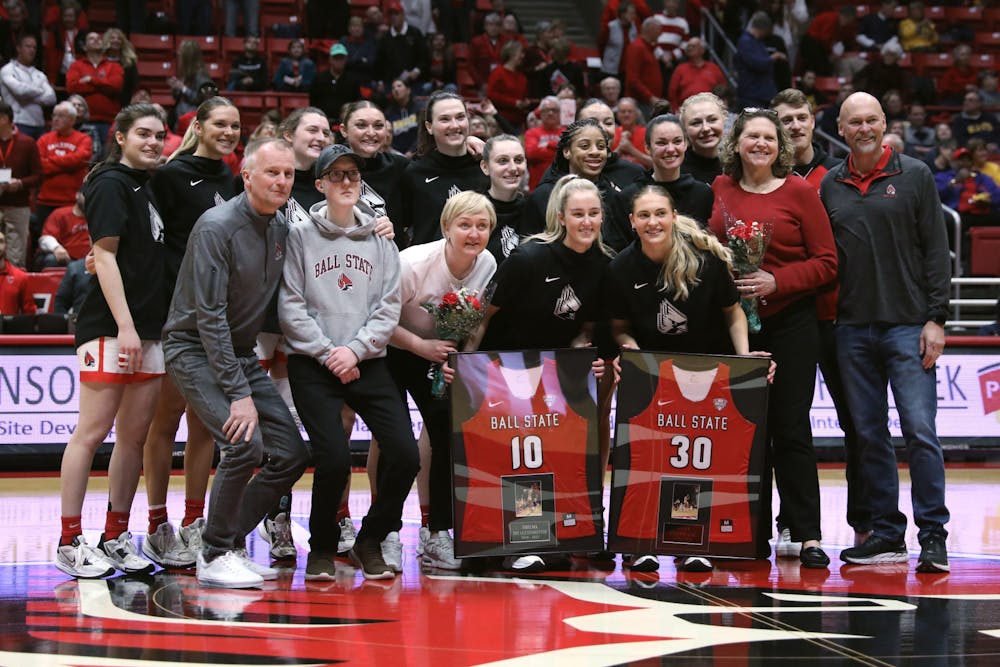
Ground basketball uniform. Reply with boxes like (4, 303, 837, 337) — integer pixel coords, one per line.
(456, 355, 601, 545)
(617, 359, 757, 544)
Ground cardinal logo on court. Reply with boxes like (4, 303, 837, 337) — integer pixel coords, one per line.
(338, 273, 353, 291)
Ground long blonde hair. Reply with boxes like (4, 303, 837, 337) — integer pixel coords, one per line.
(529, 174, 614, 257)
(102, 28, 136, 67)
(631, 185, 732, 300)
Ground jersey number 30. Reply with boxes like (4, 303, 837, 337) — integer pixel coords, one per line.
(669, 435, 712, 470)
(511, 435, 543, 470)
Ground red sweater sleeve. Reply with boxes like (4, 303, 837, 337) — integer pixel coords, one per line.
(487, 67, 524, 113)
(39, 133, 93, 174)
(65, 61, 94, 94)
(623, 41, 655, 103)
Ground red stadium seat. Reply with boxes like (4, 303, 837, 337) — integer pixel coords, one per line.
(280, 93, 310, 115)
(944, 6, 984, 24)
(130, 33, 175, 60)
(974, 31, 1000, 52)
(137, 60, 177, 92)
(973, 53, 996, 72)
(970, 227, 1000, 276)
(913, 51, 952, 76)
(27, 272, 64, 314)
(176, 35, 221, 58)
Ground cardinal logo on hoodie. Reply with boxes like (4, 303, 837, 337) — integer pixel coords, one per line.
(338, 273, 353, 291)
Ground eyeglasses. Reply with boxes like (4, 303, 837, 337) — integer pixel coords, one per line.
(324, 168, 362, 182)
(739, 107, 778, 118)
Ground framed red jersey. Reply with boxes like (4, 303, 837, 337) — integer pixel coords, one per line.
(608, 350, 771, 559)
(450, 349, 605, 558)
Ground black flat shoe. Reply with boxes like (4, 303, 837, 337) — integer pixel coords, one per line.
(800, 546, 830, 569)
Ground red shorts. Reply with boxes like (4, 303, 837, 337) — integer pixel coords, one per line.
(254, 332, 288, 370)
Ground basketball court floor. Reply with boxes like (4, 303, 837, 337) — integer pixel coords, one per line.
(2, 465, 999, 666)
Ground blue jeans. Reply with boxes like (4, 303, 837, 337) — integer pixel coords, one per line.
(835, 324, 950, 544)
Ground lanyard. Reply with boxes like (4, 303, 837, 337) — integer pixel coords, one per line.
(0, 137, 14, 168)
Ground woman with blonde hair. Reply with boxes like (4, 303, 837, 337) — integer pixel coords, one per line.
(102, 27, 137, 106)
(388, 190, 497, 570)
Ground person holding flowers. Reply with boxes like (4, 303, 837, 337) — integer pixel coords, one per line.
(708, 107, 837, 569)
(389, 191, 497, 570)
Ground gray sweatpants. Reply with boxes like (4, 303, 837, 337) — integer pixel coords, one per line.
(166, 352, 310, 558)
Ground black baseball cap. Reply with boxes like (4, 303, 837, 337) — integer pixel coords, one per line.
(315, 144, 364, 178)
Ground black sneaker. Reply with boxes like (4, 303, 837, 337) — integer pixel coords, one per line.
(839, 535, 908, 565)
(916, 536, 950, 573)
(350, 536, 394, 580)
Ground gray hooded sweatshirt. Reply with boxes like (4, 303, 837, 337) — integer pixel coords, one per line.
(278, 199, 401, 363)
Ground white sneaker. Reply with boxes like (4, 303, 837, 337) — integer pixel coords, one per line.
(775, 528, 802, 558)
(99, 531, 155, 574)
(380, 531, 404, 573)
(54, 535, 116, 579)
(504, 555, 546, 573)
(142, 523, 196, 568)
(623, 554, 660, 572)
(234, 548, 279, 580)
(197, 551, 264, 589)
(179, 517, 205, 554)
(338, 517, 357, 555)
(256, 512, 297, 560)
(416, 526, 430, 556)
(421, 530, 461, 570)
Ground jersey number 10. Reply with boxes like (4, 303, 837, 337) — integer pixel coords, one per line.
(511, 435, 543, 470)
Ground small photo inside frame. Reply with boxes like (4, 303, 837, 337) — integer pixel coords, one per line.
(501, 473, 558, 547)
(658, 476, 713, 550)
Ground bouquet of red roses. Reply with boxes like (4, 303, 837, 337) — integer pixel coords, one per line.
(724, 217, 772, 334)
(422, 287, 486, 397)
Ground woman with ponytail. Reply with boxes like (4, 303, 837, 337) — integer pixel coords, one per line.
(139, 96, 242, 569)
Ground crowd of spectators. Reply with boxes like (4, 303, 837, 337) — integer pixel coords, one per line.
(1, 0, 999, 323)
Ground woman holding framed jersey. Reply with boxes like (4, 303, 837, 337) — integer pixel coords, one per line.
(55, 103, 168, 579)
(607, 184, 756, 572)
(708, 107, 837, 570)
(465, 174, 612, 573)
(388, 191, 497, 570)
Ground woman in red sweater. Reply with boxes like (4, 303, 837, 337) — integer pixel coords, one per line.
(708, 108, 837, 570)
(487, 40, 532, 129)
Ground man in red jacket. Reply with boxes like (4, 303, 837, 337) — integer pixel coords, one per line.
(36, 190, 89, 270)
(66, 31, 123, 152)
(0, 230, 37, 315)
(469, 12, 507, 93)
(623, 17, 664, 114)
(0, 100, 42, 269)
(35, 100, 92, 234)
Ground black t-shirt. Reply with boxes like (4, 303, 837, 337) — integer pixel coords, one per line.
(680, 149, 722, 186)
(485, 192, 527, 266)
(150, 153, 237, 286)
(525, 174, 632, 251)
(619, 172, 714, 227)
(76, 163, 167, 345)
(359, 150, 410, 245)
(605, 241, 738, 354)
(481, 239, 610, 351)
(400, 149, 489, 246)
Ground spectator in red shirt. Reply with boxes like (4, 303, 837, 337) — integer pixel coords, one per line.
(65, 31, 124, 145)
(0, 100, 42, 269)
(0, 229, 36, 314)
(623, 17, 665, 113)
(36, 190, 89, 270)
(487, 41, 533, 129)
(470, 12, 507, 93)
(800, 6, 858, 77)
(938, 44, 979, 105)
(524, 95, 564, 190)
(668, 37, 726, 113)
(36, 100, 92, 230)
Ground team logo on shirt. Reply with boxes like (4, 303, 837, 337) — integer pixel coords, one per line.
(360, 180, 388, 217)
(554, 284, 581, 320)
(285, 197, 311, 226)
(84, 352, 96, 368)
(148, 203, 164, 244)
(885, 184, 897, 198)
(274, 241, 284, 261)
(500, 226, 519, 257)
(713, 398, 728, 412)
(214, 192, 226, 206)
(656, 299, 688, 334)
(447, 184, 462, 199)
(543, 394, 557, 408)
(338, 273, 353, 291)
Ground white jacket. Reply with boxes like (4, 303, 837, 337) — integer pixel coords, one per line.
(0, 61, 56, 128)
